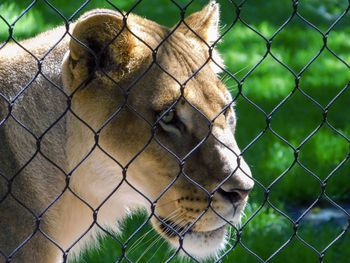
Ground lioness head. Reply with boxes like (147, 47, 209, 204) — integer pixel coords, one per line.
(62, 2, 254, 259)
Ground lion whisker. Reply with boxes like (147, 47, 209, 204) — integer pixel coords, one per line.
(136, 216, 188, 262)
(126, 208, 183, 255)
(145, 236, 168, 263)
(233, 64, 251, 76)
(135, 232, 165, 263)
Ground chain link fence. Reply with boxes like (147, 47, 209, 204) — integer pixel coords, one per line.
(0, 0, 349, 262)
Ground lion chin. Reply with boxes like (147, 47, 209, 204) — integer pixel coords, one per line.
(151, 209, 243, 260)
(165, 225, 227, 259)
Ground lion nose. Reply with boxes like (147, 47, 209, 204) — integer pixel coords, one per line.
(217, 187, 252, 205)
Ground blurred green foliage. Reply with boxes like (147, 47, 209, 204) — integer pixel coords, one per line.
(1, 0, 349, 262)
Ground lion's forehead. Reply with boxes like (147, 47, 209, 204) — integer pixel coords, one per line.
(152, 76, 230, 121)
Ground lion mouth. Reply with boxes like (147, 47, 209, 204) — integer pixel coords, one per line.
(158, 217, 190, 238)
(158, 217, 226, 239)
(154, 216, 229, 259)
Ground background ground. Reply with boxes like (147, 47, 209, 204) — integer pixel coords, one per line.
(1, 0, 349, 262)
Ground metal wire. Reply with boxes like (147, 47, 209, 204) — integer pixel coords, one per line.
(0, 0, 349, 262)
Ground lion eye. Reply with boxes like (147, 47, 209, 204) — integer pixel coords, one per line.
(161, 110, 175, 124)
(157, 108, 185, 136)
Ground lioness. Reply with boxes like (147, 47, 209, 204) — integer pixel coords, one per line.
(0, 2, 254, 262)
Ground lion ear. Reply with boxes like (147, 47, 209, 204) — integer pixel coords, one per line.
(179, 1, 220, 45)
(177, 2, 223, 73)
(62, 9, 145, 90)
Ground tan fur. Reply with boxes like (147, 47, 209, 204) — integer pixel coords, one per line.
(0, 2, 253, 262)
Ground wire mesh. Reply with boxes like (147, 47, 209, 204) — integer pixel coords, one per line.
(0, 0, 349, 262)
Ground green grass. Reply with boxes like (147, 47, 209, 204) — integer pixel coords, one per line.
(1, 0, 349, 262)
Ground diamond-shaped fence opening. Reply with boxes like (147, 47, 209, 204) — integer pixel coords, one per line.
(0, 0, 349, 262)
